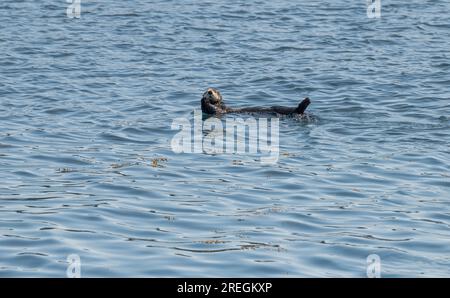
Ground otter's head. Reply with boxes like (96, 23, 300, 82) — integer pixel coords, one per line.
(202, 88, 223, 105)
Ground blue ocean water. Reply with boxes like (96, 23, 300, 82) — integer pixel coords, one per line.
(0, 0, 449, 277)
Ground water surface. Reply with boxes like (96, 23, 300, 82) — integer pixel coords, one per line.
(0, 0, 449, 277)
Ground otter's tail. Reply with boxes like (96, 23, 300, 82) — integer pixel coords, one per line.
(296, 97, 311, 114)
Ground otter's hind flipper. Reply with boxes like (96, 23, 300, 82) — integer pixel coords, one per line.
(296, 97, 311, 114)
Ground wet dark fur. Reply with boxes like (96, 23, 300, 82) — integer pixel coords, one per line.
(201, 88, 310, 116)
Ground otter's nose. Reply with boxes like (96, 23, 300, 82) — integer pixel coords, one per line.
(208, 90, 213, 95)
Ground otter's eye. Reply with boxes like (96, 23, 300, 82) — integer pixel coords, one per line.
(208, 90, 213, 95)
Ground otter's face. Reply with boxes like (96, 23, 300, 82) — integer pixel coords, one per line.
(202, 88, 222, 105)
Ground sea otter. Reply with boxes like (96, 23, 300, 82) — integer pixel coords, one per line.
(201, 88, 311, 116)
